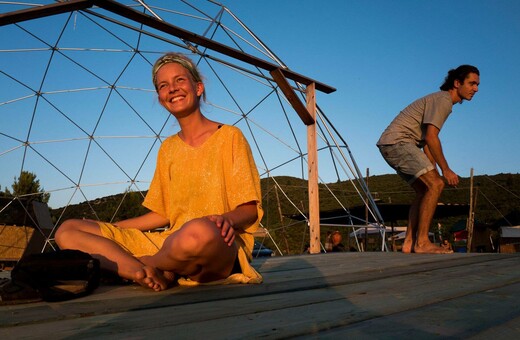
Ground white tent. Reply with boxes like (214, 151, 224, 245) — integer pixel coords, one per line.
(500, 226, 520, 238)
(349, 225, 407, 238)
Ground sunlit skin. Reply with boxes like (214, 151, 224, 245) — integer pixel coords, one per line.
(451, 73, 480, 103)
(155, 62, 204, 121)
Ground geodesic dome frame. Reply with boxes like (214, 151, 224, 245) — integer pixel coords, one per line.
(0, 0, 386, 254)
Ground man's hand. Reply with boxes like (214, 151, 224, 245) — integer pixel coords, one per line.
(206, 215, 236, 246)
(443, 168, 459, 187)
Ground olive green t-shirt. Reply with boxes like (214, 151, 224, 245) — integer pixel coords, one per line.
(377, 91, 453, 147)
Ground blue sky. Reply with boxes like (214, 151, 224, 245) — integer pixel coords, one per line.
(229, 0, 520, 177)
(1, 0, 519, 209)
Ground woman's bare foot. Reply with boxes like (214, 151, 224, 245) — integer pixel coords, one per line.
(134, 265, 172, 292)
(135, 255, 177, 291)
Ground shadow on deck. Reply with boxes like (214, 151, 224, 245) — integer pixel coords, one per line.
(1, 252, 520, 338)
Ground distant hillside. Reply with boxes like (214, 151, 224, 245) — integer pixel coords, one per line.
(50, 173, 520, 255)
(258, 173, 519, 253)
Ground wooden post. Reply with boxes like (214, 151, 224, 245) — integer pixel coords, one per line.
(274, 185, 290, 254)
(364, 168, 369, 252)
(306, 82, 320, 254)
(467, 168, 475, 253)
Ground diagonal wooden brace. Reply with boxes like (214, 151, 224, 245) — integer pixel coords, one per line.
(270, 68, 315, 125)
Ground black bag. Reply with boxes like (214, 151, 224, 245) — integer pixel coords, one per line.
(11, 249, 100, 302)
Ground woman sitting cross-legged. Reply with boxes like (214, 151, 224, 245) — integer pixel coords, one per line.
(55, 52, 264, 291)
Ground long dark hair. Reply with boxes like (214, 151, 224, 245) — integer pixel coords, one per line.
(440, 65, 479, 91)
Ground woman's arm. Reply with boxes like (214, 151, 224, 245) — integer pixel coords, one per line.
(114, 211, 170, 231)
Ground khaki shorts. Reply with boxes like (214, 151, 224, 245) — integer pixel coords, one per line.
(378, 142, 434, 184)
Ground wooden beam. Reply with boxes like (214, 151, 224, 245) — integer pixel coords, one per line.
(92, 0, 335, 94)
(0, 0, 335, 94)
(0, 0, 94, 26)
(306, 82, 320, 254)
(270, 68, 315, 125)
(467, 168, 477, 253)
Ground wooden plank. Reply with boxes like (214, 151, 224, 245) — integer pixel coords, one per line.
(95, 0, 335, 94)
(0, 1, 335, 94)
(317, 283, 520, 338)
(93, 0, 335, 95)
(0, 0, 94, 26)
(255, 252, 513, 278)
(306, 82, 320, 254)
(269, 68, 314, 125)
(0, 254, 516, 319)
(0, 253, 514, 327)
(1, 254, 519, 338)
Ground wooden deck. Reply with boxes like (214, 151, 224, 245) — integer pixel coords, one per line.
(2, 252, 520, 339)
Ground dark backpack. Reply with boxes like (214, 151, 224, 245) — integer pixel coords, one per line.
(11, 249, 100, 302)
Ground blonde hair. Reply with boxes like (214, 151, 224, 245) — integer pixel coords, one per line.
(152, 52, 206, 101)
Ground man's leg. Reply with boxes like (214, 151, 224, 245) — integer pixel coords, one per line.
(55, 219, 170, 291)
(411, 170, 452, 253)
(141, 218, 238, 283)
(402, 192, 422, 253)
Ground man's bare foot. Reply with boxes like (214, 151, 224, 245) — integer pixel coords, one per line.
(414, 242, 454, 254)
(401, 238, 414, 253)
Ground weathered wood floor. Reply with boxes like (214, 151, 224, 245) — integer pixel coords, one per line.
(1, 252, 520, 339)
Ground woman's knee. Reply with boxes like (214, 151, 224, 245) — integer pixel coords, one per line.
(55, 219, 78, 242)
(55, 219, 98, 245)
(186, 218, 221, 243)
(166, 218, 221, 257)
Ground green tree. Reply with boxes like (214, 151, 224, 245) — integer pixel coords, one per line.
(7, 170, 50, 203)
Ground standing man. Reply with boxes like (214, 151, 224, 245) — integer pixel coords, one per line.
(377, 65, 480, 253)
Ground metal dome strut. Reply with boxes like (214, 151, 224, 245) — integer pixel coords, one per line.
(0, 0, 388, 254)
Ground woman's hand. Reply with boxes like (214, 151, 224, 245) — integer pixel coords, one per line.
(206, 215, 236, 246)
(205, 202, 258, 247)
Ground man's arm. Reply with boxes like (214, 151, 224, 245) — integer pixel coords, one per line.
(423, 144, 437, 168)
(424, 124, 459, 186)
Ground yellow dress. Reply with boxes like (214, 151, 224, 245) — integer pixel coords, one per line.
(100, 125, 264, 285)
